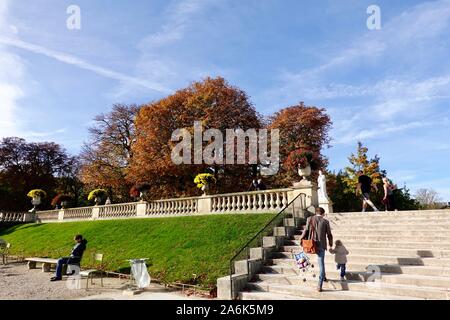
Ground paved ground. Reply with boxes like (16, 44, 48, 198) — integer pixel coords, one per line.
(0, 262, 209, 300)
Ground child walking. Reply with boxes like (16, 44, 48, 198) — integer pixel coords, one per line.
(329, 240, 349, 280)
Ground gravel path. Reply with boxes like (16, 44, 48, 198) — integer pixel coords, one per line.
(0, 262, 132, 300)
(1, 262, 209, 300)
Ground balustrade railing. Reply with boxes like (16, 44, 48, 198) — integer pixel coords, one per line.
(32, 187, 310, 223)
(64, 207, 93, 220)
(0, 212, 25, 223)
(210, 189, 289, 214)
(146, 198, 198, 216)
(99, 202, 137, 219)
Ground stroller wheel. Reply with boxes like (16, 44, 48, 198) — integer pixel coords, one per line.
(311, 264, 314, 268)
(312, 274, 316, 278)
(303, 278, 307, 282)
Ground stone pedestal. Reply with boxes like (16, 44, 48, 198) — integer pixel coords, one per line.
(319, 199, 334, 215)
(136, 201, 148, 217)
(288, 179, 319, 218)
(197, 196, 211, 215)
(23, 213, 37, 223)
(92, 206, 100, 220)
(58, 210, 65, 221)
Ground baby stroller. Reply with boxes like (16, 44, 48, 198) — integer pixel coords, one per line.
(292, 250, 316, 282)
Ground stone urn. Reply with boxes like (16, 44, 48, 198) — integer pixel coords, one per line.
(61, 201, 68, 209)
(298, 165, 312, 180)
(29, 196, 41, 213)
(94, 196, 102, 206)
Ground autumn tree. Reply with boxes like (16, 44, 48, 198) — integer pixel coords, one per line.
(0, 137, 76, 211)
(128, 77, 262, 198)
(80, 104, 139, 202)
(266, 103, 332, 187)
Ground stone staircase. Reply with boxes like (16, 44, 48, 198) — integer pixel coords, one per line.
(239, 209, 450, 300)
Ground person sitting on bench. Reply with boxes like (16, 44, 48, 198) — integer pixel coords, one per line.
(51, 234, 88, 282)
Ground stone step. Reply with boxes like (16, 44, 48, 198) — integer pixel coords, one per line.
(293, 234, 450, 243)
(328, 215, 450, 222)
(266, 259, 450, 277)
(269, 254, 450, 267)
(239, 291, 316, 300)
(330, 210, 450, 217)
(380, 273, 450, 289)
(281, 246, 450, 259)
(246, 282, 423, 300)
(285, 239, 450, 250)
(330, 229, 450, 236)
(331, 224, 450, 231)
(253, 274, 450, 299)
(262, 265, 450, 289)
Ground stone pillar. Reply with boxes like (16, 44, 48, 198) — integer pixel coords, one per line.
(136, 201, 147, 217)
(197, 196, 211, 215)
(319, 199, 334, 215)
(289, 179, 319, 218)
(58, 209, 65, 222)
(23, 213, 36, 223)
(92, 206, 100, 220)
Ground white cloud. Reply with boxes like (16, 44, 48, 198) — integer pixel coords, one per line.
(0, 0, 24, 138)
(140, 0, 213, 48)
(0, 36, 171, 94)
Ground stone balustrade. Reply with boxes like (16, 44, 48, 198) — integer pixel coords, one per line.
(210, 189, 289, 214)
(32, 182, 318, 223)
(146, 197, 198, 216)
(0, 212, 26, 223)
(99, 202, 137, 219)
(64, 207, 94, 220)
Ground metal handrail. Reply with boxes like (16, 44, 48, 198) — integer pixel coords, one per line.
(228, 192, 307, 299)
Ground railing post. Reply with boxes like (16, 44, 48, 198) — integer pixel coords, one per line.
(58, 209, 65, 222)
(23, 212, 36, 223)
(92, 206, 100, 220)
(197, 196, 211, 215)
(136, 201, 147, 217)
(289, 180, 319, 217)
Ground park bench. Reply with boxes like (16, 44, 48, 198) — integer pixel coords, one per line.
(25, 257, 59, 272)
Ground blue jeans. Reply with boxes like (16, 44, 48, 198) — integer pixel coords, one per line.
(316, 249, 326, 289)
(55, 257, 80, 278)
(337, 263, 346, 278)
(55, 257, 70, 278)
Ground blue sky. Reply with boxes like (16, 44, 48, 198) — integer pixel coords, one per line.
(1, 0, 450, 200)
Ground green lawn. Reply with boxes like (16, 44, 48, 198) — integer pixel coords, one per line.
(0, 214, 274, 288)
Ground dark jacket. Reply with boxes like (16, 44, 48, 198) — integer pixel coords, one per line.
(300, 215, 333, 251)
(69, 239, 87, 263)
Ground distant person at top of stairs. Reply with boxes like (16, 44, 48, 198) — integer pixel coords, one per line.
(356, 171, 379, 212)
(382, 177, 398, 212)
(299, 207, 333, 292)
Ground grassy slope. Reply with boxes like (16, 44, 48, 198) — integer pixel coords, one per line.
(0, 214, 274, 288)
